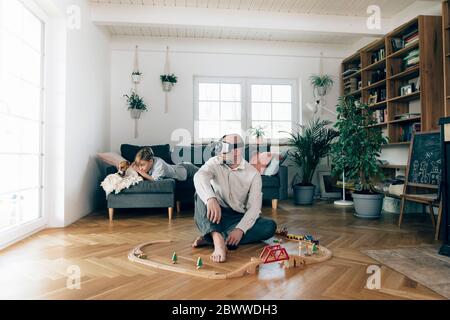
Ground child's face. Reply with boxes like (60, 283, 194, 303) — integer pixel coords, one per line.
(135, 159, 153, 172)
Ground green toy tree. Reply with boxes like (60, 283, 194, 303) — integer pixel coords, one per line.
(171, 252, 178, 264)
(330, 96, 388, 193)
(196, 257, 203, 269)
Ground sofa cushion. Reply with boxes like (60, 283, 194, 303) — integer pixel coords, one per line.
(119, 179, 175, 194)
(121, 144, 173, 164)
(262, 175, 280, 188)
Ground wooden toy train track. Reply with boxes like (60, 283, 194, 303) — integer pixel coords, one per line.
(128, 239, 332, 280)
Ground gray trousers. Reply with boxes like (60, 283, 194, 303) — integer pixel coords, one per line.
(194, 194, 277, 245)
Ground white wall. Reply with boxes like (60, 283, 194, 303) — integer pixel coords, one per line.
(39, 0, 111, 227)
(110, 37, 346, 151)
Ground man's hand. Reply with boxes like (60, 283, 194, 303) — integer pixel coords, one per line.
(226, 228, 244, 247)
(207, 198, 222, 224)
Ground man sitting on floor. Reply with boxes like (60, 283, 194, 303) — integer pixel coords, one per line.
(192, 134, 277, 263)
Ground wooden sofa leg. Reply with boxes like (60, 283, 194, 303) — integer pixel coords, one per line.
(176, 201, 181, 214)
(168, 207, 174, 220)
(272, 199, 278, 210)
(108, 208, 114, 221)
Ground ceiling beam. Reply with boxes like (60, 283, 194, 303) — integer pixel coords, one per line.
(90, 4, 390, 37)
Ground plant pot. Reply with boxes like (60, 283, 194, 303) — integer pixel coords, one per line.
(316, 87, 327, 96)
(293, 185, 315, 205)
(352, 193, 384, 219)
(132, 74, 141, 83)
(130, 109, 143, 119)
(162, 81, 173, 92)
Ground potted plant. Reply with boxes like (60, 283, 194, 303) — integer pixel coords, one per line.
(286, 118, 338, 205)
(124, 91, 148, 119)
(132, 71, 142, 83)
(248, 125, 267, 144)
(331, 96, 388, 218)
(310, 74, 334, 97)
(160, 73, 178, 92)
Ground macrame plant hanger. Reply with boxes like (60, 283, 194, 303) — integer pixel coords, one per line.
(133, 45, 140, 138)
(163, 46, 170, 114)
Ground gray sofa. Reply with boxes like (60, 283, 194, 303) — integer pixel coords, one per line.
(105, 143, 288, 220)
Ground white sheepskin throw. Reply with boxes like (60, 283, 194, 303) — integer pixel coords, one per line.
(101, 168, 143, 197)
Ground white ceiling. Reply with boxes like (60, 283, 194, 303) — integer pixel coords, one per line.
(105, 24, 361, 44)
(90, 0, 438, 18)
(91, 0, 441, 44)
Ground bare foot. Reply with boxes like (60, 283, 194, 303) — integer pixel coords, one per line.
(211, 245, 227, 263)
(210, 232, 227, 263)
(192, 236, 210, 248)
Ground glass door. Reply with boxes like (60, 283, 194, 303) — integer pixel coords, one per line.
(0, 0, 45, 247)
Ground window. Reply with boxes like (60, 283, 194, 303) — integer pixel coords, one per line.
(250, 84, 293, 140)
(194, 77, 297, 142)
(196, 81, 243, 139)
(0, 0, 44, 233)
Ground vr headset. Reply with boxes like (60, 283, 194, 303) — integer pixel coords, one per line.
(212, 137, 245, 155)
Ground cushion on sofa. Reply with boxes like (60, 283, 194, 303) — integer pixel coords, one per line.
(250, 152, 273, 174)
(121, 144, 173, 164)
(97, 152, 127, 167)
(119, 179, 175, 194)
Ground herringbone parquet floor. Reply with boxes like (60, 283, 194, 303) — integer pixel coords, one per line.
(0, 200, 445, 300)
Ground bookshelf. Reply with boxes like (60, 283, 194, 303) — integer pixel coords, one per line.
(340, 15, 445, 145)
(443, 1, 450, 116)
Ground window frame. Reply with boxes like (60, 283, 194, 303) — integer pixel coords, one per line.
(193, 76, 299, 143)
(0, 0, 47, 247)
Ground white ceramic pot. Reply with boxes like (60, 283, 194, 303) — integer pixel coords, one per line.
(162, 81, 173, 92)
(132, 74, 141, 83)
(317, 87, 327, 96)
(130, 109, 142, 119)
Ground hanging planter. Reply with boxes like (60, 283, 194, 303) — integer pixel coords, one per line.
(132, 71, 142, 84)
(160, 74, 177, 92)
(124, 91, 148, 119)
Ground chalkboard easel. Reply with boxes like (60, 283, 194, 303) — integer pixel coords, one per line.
(398, 131, 443, 240)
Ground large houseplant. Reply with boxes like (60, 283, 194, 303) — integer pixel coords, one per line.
(286, 118, 338, 205)
(331, 96, 388, 218)
(124, 91, 148, 119)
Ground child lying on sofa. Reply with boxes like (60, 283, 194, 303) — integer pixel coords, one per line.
(132, 147, 198, 181)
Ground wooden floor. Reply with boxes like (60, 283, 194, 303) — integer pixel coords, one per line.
(0, 200, 445, 300)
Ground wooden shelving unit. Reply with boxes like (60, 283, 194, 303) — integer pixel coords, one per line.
(443, 1, 450, 116)
(340, 15, 445, 146)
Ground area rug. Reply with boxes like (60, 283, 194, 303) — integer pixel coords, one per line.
(364, 245, 450, 299)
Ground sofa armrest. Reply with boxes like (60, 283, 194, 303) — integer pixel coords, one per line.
(278, 166, 288, 200)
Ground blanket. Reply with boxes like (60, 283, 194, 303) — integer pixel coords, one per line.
(101, 168, 143, 197)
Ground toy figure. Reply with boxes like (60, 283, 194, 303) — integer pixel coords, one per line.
(196, 257, 203, 270)
(172, 252, 178, 264)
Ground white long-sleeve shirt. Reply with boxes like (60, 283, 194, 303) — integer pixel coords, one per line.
(193, 156, 263, 233)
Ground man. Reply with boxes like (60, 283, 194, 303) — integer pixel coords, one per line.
(193, 134, 277, 263)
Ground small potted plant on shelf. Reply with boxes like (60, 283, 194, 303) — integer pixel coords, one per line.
(310, 74, 334, 97)
(331, 96, 388, 218)
(132, 71, 142, 83)
(248, 125, 267, 144)
(286, 118, 338, 205)
(124, 91, 148, 119)
(160, 73, 178, 92)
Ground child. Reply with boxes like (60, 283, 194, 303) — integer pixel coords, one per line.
(132, 147, 198, 181)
